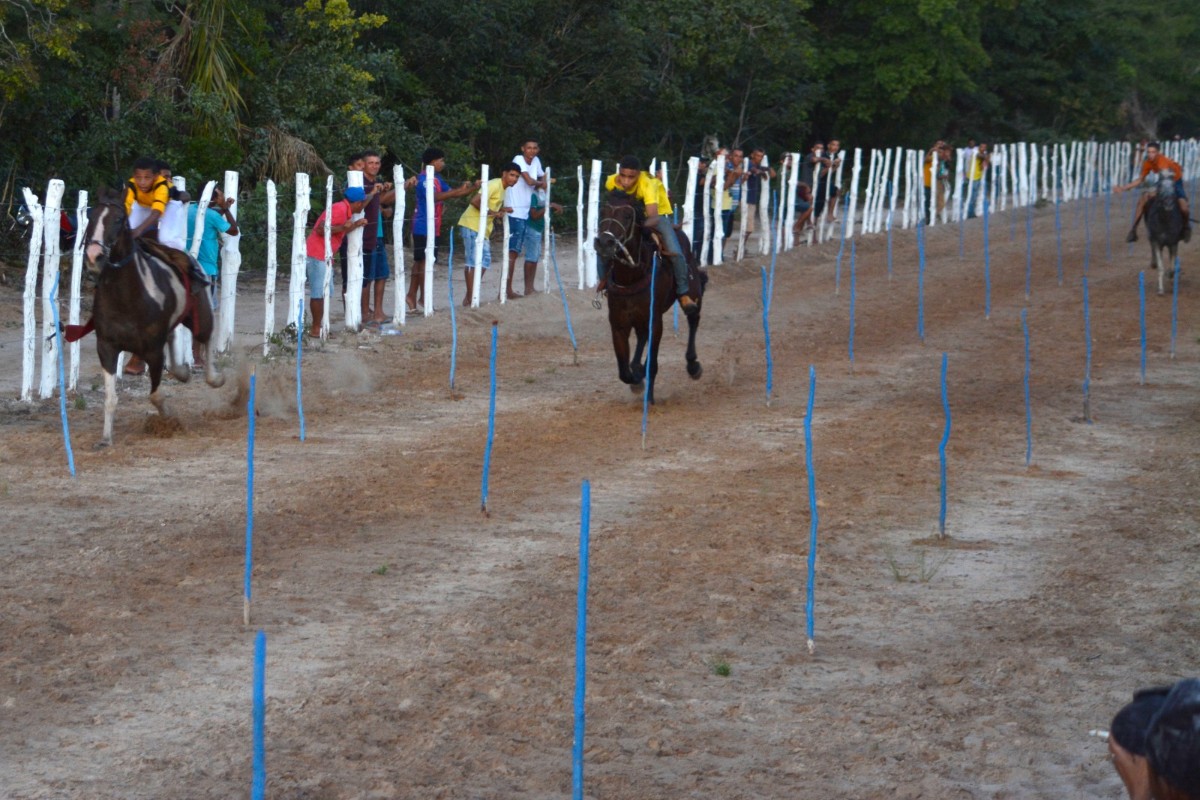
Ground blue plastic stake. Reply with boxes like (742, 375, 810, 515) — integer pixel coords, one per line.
(244, 371, 257, 625)
(1082, 277, 1093, 423)
(835, 195, 849, 294)
(761, 267, 773, 405)
(938, 353, 951, 537)
(803, 365, 819, 652)
(448, 233, 458, 389)
(1170, 256, 1180, 359)
(768, 191, 781, 310)
(1055, 199, 1064, 285)
(296, 297, 306, 442)
(252, 629, 266, 800)
(886, 208, 894, 281)
(1083, 194, 1092, 277)
(549, 233, 579, 360)
(641, 255, 657, 448)
(1025, 203, 1033, 300)
(917, 220, 926, 342)
(1022, 310, 1032, 467)
(49, 271, 75, 477)
(673, 299, 679, 335)
(1104, 188, 1112, 262)
(571, 480, 592, 800)
(1138, 272, 1147, 384)
(848, 240, 857, 364)
(481, 321, 498, 513)
(983, 195, 991, 318)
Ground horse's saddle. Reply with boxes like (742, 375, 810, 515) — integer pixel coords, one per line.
(137, 238, 210, 291)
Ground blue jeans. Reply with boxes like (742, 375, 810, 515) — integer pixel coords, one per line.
(966, 180, 981, 219)
(652, 216, 690, 295)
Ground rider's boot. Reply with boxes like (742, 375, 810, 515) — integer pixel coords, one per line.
(671, 252, 698, 317)
(1126, 228, 1138, 243)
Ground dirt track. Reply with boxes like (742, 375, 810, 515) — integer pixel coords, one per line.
(1, 202, 1198, 799)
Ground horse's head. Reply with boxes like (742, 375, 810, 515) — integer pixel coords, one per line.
(83, 187, 130, 272)
(595, 191, 643, 267)
(1156, 169, 1177, 199)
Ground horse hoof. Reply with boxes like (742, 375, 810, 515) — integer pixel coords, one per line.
(687, 361, 703, 380)
(207, 374, 227, 389)
(94, 439, 111, 450)
(630, 381, 644, 394)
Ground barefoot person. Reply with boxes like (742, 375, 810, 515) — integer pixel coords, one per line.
(305, 187, 369, 338)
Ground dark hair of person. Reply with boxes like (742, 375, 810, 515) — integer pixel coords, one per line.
(132, 156, 157, 172)
(619, 156, 641, 171)
(502, 162, 523, 174)
(421, 147, 445, 165)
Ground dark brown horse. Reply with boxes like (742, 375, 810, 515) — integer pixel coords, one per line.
(1144, 172, 1185, 295)
(595, 192, 706, 403)
(81, 188, 225, 446)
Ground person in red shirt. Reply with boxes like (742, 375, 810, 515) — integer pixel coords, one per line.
(305, 186, 369, 338)
(1117, 141, 1191, 243)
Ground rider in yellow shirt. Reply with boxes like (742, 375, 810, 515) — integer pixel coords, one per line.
(603, 156, 698, 316)
(123, 156, 170, 240)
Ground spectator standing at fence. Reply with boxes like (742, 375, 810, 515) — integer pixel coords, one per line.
(185, 187, 239, 364)
(825, 140, 844, 220)
(457, 163, 519, 306)
(520, 189, 563, 296)
(360, 150, 395, 325)
(305, 187, 368, 338)
(923, 141, 947, 224)
(691, 156, 711, 263)
(724, 148, 746, 238)
(800, 142, 828, 226)
(406, 147, 478, 312)
(339, 152, 365, 302)
(743, 147, 776, 250)
(504, 138, 547, 299)
(966, 142, 989, 219)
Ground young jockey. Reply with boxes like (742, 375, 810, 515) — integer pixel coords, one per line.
(1118, 141, 1192, 243)
(124, 156, 170, 240)
(601, 156, 698, 317)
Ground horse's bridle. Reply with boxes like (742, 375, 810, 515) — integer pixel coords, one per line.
(87, 202, 136, 269)
(599, 203, 641, 269)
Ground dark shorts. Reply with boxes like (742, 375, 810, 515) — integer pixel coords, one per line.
(412, 234, 440, 262)
(363, 245, 390, 281)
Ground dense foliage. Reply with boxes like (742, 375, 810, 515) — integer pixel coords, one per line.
(1, 0, 1197, 198)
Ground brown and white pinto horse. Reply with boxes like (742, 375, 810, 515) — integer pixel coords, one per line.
(81, 188, 225, 447)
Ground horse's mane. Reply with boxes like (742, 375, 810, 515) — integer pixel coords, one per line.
(605, 189, 646, 223)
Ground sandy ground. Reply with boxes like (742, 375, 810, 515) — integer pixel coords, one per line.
(1, 200, 1198, 800)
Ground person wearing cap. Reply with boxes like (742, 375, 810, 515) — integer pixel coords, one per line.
(305, 187, 369, 338)
(603, 156, 699, 317)
(407, 147, 479, 312)
(1109, 678, 1200, 800)
(1117, 141, 1191, 243)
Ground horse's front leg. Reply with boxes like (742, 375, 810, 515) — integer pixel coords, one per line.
(685, 298, 703, 380)
(146, 349, 169, 417)
(1154, 245, 1166, 295)
(630, 323, 647, 386)
(610, 321, 638, 387)
(165, 332, 190, 383)
(100, 369, 117, 448)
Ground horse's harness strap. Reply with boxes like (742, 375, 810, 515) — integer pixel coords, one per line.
(606, 269, 655, 296)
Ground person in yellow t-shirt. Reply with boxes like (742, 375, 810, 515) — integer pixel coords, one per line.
(456, 162, 520, 305)
(123, 156, 171, 240)
(965, 143, 989, 219)
(602, 156, 698, 317)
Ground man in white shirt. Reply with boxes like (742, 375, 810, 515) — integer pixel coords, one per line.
(504, 138, 546, 298)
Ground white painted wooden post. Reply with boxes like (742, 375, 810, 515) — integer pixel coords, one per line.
(951, 149, 965, 222)
(682, 156, 699, 249)
(809, 151, 823, 245)
(287, 174, 309, 329)
(392, 164, 406, 326)
(860, 150, 877, 236)
(847, 148, 863, 236)
(20, 187, 43, 402)
(902, 150, 914, 230)
(774, 154, 789, 254)
(471, 163, 489, 308)
(166, 176, 193, 370)
(888, 147, 901, 234)
(38, 180, 64, 399)
(783, 152, 798, 250)
(1041, 145, 1049, 202)
(736, 168, 749, 261)
(758, 166, 771, 255)
(701, 167, 716, 263)
(215, 171, 241, 353)
(499, 208, 510, 305)
(68, 191, 86, 391)
(585, 160, 601, 287)
(542, 166, 553, 293)
(1030, 145, 1040, 205)
(344, 169, 364, 330)
(262, 179, 277, 356)
(712, 153, 726, 264)
(576, 165, 586, 290)
(322, 176, 334, 336)
(423, 165, 436, 316)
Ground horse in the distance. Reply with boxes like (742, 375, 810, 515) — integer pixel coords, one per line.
(594, 191, 706, 404)
(79, 187, 225, 446)
(1143, 171, 1185, 295)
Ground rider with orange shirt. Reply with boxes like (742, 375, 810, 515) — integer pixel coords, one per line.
(1117, 141, 1191, 243)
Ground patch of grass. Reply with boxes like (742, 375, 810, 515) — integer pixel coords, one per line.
(90, 381, 100, 392)
(372, 564, 389, 575)
(523, 376, 536, 384)
(708, 656, 732, 677)
(886, 548, 951, 584)
(544, 366, 557, 374)
(73, 394, 86, 411)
